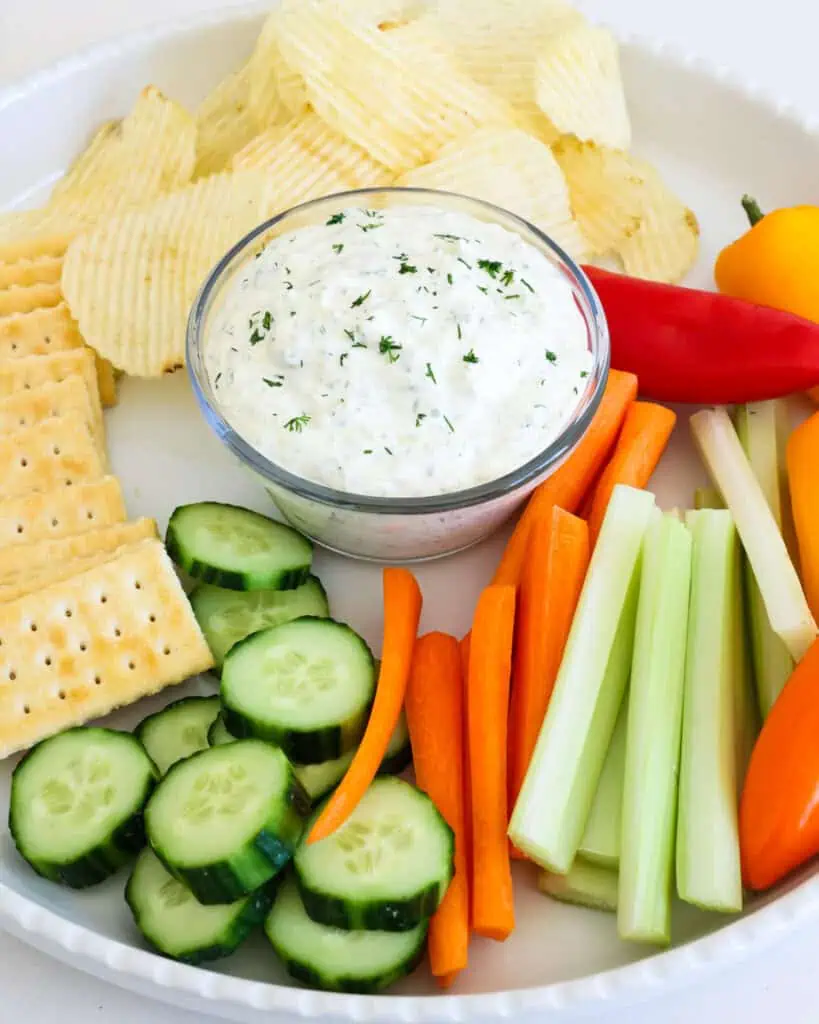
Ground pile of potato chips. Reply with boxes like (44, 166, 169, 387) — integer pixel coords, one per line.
(0, 0, 699, 380)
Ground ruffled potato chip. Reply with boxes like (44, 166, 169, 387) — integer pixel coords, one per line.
(433, 0, 581, 142)
(61, 170, 282, 377)
(397, 127, 587, 259)
(51, 87, 196, 217)
(246, 13, 309, 125)
(618, 170, 700, 283)
(553, 137, 646, 256)
(233, 111, 393, 189)
(275, 0, 513, 173)
(535, 22, 631, 150)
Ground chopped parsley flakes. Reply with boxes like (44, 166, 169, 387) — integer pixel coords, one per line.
(326, 212, 345, 225)
(379, 336, 402, 363)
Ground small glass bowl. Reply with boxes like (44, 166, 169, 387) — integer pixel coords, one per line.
(187, 188, 609, 562)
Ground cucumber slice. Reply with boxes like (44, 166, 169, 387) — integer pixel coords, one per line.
(208, 715, 236, 747)
(539, 862, 619, 913)
(145, 739, 309, 904)
(191, 576, 330, 669)
(136, 696, 221, 775)
(266, 878, 426, 993)
(209, 713, 410, 802)
(294, 776, 453, 932)
(10, 727, 157, 888)
(126, 848, 273, 964)
(221, 618, 375, 764)
(166, 502, 312, 591)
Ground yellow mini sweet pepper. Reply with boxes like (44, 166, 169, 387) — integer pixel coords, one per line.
(716, 196, 819, 402)
(716, 196, 819, 321)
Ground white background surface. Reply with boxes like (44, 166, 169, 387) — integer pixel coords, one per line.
(0, 0, 817, 1020)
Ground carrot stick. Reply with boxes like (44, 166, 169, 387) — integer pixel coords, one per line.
(460, 632, 471, 677)
(787, 411, 819, 621)
(467, 584, 517, 940)
(406, 632, 469, 983)
(459, 630, 474, 928)
(308, 567, 422, 844)
(508, 507, 590, 819)
(587, 401, 676, 544)
(493, 370, 637, 586)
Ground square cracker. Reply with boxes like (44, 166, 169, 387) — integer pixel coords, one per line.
(0, 476, 125, 550)
(0, 305, 118, 408)
(0, 518, 157, 580)
(0, 349, 103, 439)
(0, 378, 106, 464)
(0, 282, 62, 317)
(0, 413, 104, 502)
(0, 541, 144, 603)
(0, 538, 214, 758)
(0, 304, 83, 361)
(0, 257, 62, 291)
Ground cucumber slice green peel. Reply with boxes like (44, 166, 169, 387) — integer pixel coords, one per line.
(166, 502, 313, 592)
(145, 739, 310, 905)
(539, 861, 619, 914)
(209, 711, 412, 803)
(676, 510, 743, 913)
(221, 617, 375, 765)
(9, 727, 157, 888)
(618, 515, 692, 945)
(294, 776, 454, 932)
(126, 848, 273, 965)
(191, 576, 330, 669)
(265, 879, 427, 994)
(136, 696, 221, 775)
(508, 485, 657, 873)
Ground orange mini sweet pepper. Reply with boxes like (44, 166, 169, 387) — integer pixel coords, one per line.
(716, 196, 819, 402)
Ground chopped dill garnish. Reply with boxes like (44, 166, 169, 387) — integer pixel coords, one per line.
(501, 269, 515, 287)
(332, 243, 344, 254)
(379, 336, 402, 363)
(433, 233, 464, 242)
(456, 256, 472, 270)
(384, 447, 393, 455)
(456, 322, 462, 340)
(284, 414, 311, 433)
(504, 293, 521, 300)
(398, 262, 418, 274)
(521, 277, 535, 293)
(351, 290, 371, 308)
(443, 415, 455, 433)
(339, 353, 348, 367)
(425, 363, 437, 384)
(462, 349, 479, 364)
(326, 213, 345, 225)
(477, 259, 502, 278)
(415, 413, 427, 427)
(262, 375, 284, 388)
(447, 272, 454, 285)
(545, 350, 558, 363)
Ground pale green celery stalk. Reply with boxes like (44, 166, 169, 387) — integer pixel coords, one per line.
(676, 510, 743, 912)
(694, 487, 724, 510)
(618, 516, 692, 945)
(733, 549, 761, 787)
(508, 485, 656, 873)
(735, 402, 794, 717)
(690, 407, 816, 661)
(539, 862, 619, 914)
(578, 700, 627, 869)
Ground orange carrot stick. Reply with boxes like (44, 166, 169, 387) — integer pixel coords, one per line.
(467, 584, 516, 940)
(308, 567, 422, 844)
(406, 632, 469, 983)
(787, 411, 819, 621)
(458, 630, 474, 928)
(493, 369, 637, 586)
(508, 508, 590, 820)
(460, 632, 471, 677)
(587, 401, 676, 544)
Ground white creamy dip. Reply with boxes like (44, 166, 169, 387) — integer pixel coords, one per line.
(205, 205, 593, 498)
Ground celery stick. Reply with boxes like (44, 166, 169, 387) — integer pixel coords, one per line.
(690, 407, 816, 661)
(508, 485, 656, 872)
(735, 402, 794, 718)
(694, 487, 724, 510)
(618, 516, 692, 945)
(539, 862, 619, 913)
(578, 701, 627, 869)
(676, 510, 743, 913)
(733, 552, 761, 786)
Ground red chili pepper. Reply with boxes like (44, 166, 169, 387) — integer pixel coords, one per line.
(584, 266, 819, 404)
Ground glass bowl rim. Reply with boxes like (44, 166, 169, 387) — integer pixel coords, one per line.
(186, 186, 610, 516)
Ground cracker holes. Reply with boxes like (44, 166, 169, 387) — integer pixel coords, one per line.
(64, 607, 72, 619)
(93, 675, 101, 686)
(19, 458, 27, 468)
(114, 627, 121, 638)
(17, 418, 24, 427)
(8, 669, 16, 681)
(22, 705, 30, 715)
(86, 510, 95, 521)
(50, 518, 58, 528)
(57, 690, 65, 700)
(10, 343, 17, 353)
(148, 613, 156, 624)
(128, 661, 135, 671)
(15, 524, 23, 534)
(163, 646, 171, 656)
(23, 383, 30, 391)
(44, 656, 52, 667)
(134, 580, 142, 591)
(28, 622, 37, 633)
(79, 642, 87, 653)
(100, 594, 107, 604)
(52, 446, 61, 456)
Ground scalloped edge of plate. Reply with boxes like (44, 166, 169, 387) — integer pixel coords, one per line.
(1, 4, 819, 1019)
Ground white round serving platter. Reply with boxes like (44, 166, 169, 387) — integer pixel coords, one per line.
(2, 5, 819, 1021)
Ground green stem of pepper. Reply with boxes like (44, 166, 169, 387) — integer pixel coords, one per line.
(742, 195, 765, 227)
